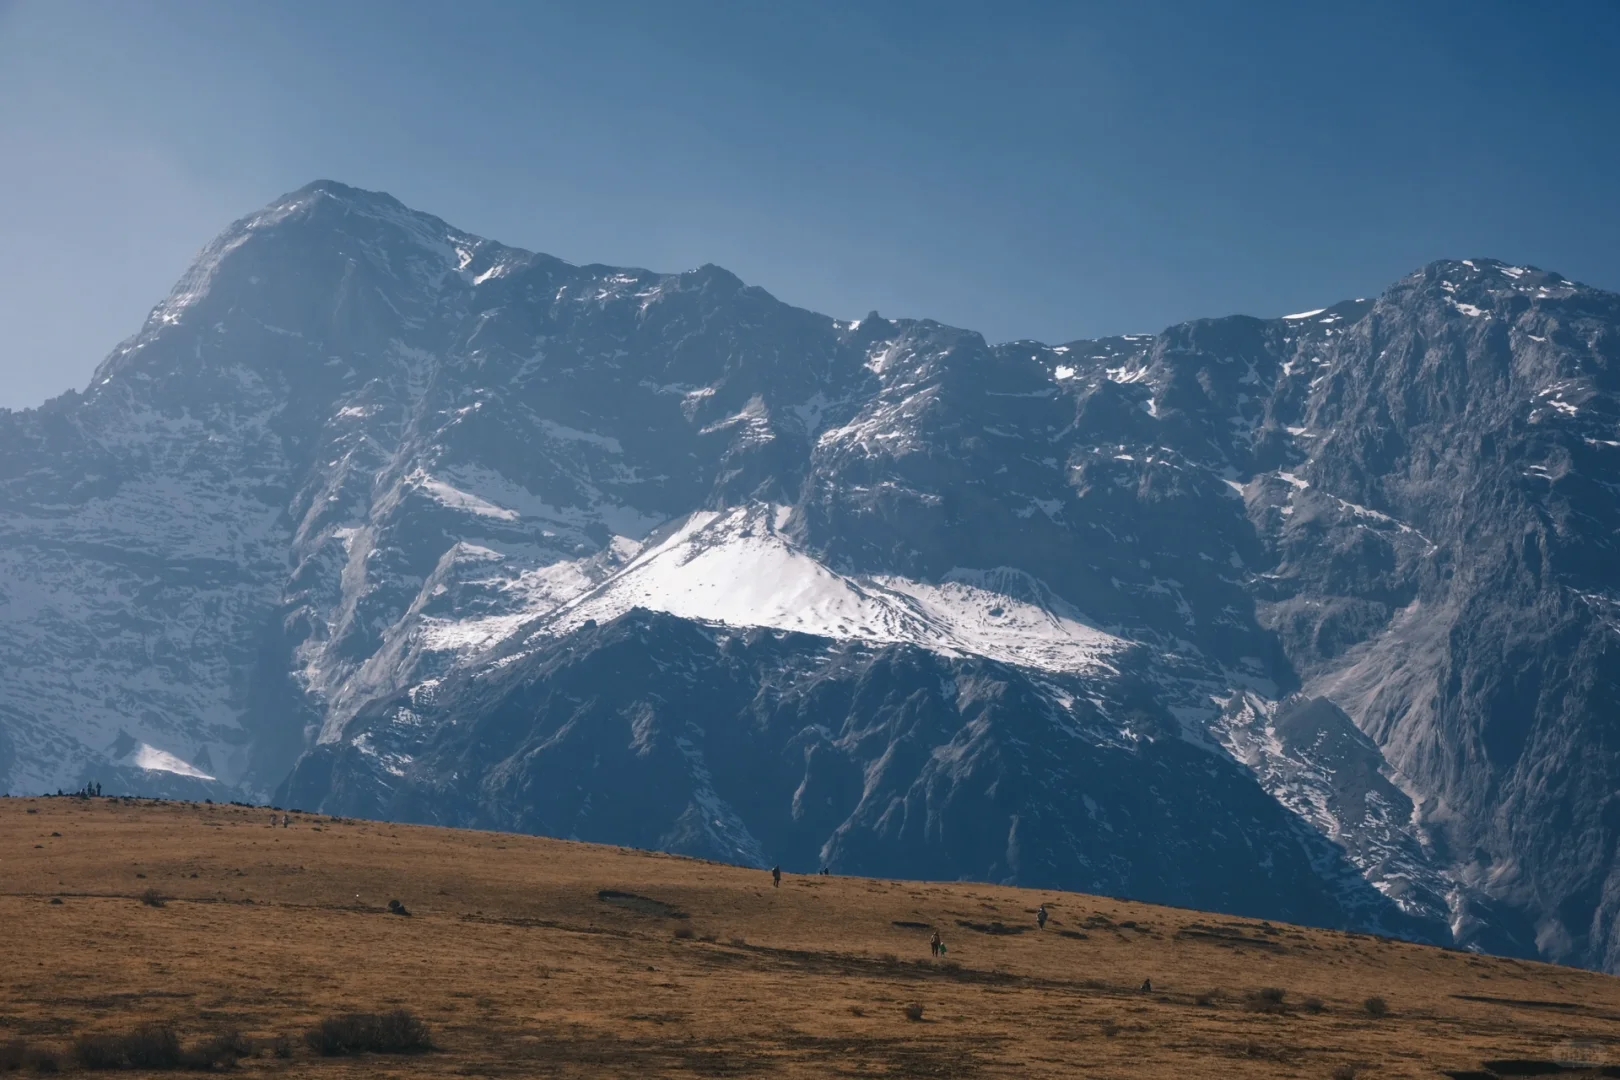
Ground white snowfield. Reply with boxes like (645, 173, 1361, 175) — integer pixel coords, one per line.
(129, 743, 215, 781)
(460, 504, 1126, 675)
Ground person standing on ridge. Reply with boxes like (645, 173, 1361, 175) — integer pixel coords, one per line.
(771, 865, 781, 888)
(1037, 904, 1048, 930)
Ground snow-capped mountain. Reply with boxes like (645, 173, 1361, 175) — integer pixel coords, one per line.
(3, 181, 1617, 967)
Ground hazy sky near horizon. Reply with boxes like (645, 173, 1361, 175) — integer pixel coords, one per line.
(2, 0, 1618, 409)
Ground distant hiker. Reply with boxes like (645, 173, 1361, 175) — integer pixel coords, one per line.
(929, 930, 943, 957)
(1037, 904, 1048, 930)
(819, 866, 830, 876)
(1139, 978, 1152, 993)
(771, 865, 781, 888)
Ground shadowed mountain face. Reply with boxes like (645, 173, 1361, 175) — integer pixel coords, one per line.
(2, 181, 1616, 965)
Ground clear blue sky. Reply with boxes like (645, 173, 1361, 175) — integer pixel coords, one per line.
(2, 0, 1618, 409)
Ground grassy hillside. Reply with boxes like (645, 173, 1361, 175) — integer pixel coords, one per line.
(3, 797, 1618, 1078)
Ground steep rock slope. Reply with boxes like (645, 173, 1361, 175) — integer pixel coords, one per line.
(284, 609, 1390, 932)
(1, 183, 1616, 965)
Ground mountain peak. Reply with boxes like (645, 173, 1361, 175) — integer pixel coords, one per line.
(277, 179, 436, 223)
(1408, 257, 1576, 296)
(289, 177, 390, 201)
(251, 179, 468, 241)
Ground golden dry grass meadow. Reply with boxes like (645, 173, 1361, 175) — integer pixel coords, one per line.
(4, 797, 1620, 1078)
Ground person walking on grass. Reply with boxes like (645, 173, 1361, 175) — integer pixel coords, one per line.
(771, 865, 781, 888)
(1037, 904, 1048, 930)
(930, 930, 943, 957)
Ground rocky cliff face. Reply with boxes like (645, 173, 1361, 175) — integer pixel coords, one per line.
(2, 182, 1616, 965)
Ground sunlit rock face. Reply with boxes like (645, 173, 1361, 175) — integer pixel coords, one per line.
(4, 184, 1618, 966)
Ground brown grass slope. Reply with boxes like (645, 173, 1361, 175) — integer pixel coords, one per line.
(3, 798, 1618, 1078)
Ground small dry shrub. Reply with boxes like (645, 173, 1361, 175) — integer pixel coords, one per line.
(902, 1003, 925, 1022)
(180, 1031, 250, 1070)
(1331, 1066, 1358, 1080)
(74, 1025, 181, 1070)
(848, 1005, 865, 1017)
(138, 889, 166, 909)
(0, 1039, 62, 1074)
(1301, 996, 1326, 1014)
(671, 925, 695, 940)
(304, 1011, 433, 1056)
(1101, 1021, 1121, 1038)
(1194, 988, 1220, 1007)
(727, 936, 746, 947)
(268, 1035, 294, 1060)
(1362, 996, 1389, 1018)
(1244, 987, 1288, 1014)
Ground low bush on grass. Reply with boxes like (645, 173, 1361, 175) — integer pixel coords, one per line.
(1362, 996, 1389, 1018)
(181, 1032, 250, 1070)
(902, 1003, 925, 1022)
(0, 1040, 24, 1072)
(1244, 987, 1289, 1014)
(303, 1011, 434, 1056)
(139, 889, 167, 909)
(0, 1039, 62, 1074)
(72, 1025, 248, 1072)
(75, 1026, 181, 1070)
